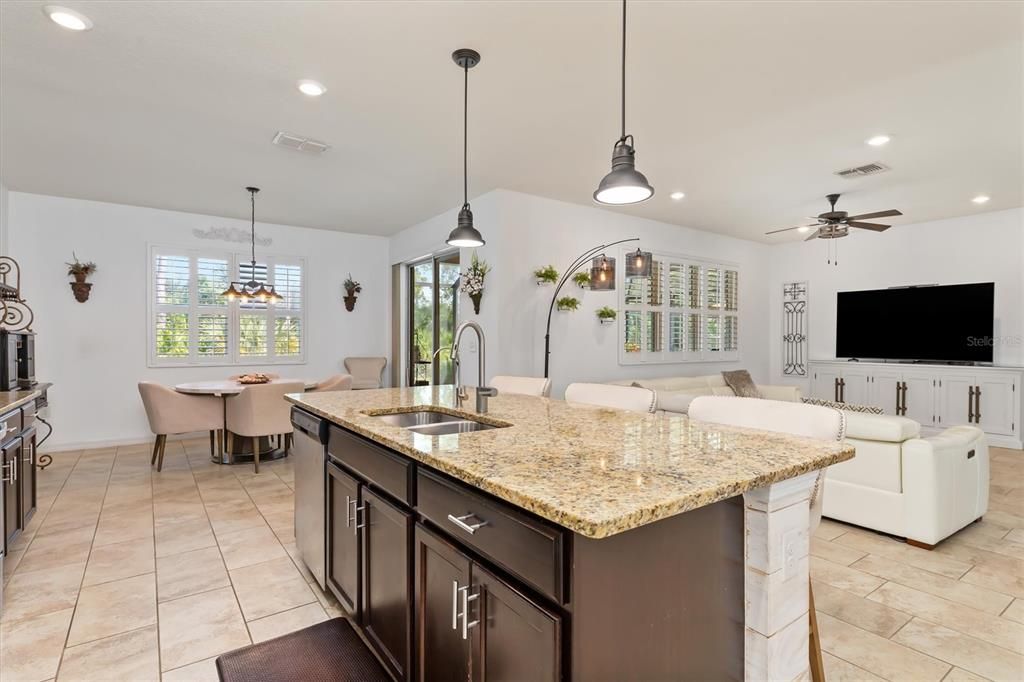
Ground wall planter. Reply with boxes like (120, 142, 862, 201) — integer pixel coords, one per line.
(66, 254, 96, 303)
(343, 274, 361, 312)
(573, 272, 592, 289)
(534, 265, 558, 286)
(556, 296, 580, 312)
(597, 306, 617, 325)
(461, 251, 490, 315)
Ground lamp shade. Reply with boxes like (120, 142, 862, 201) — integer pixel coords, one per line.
(594, 139, 654, 205)
(590, 256, 616, 290)
(625, 248, 652, 277)
(446, 206, 485, 247)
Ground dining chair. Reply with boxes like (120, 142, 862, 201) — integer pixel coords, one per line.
(687, 395, 845, 682)
(490, 375, 551, 398)
(564, 383, 657, 413)
(343, 357, 387, 390)
(225, 381, 304, 473)
(138, 382, 223, 472)
(312, 374, 353, 392)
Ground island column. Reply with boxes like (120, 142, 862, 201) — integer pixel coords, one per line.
(742, 471, 817, 681)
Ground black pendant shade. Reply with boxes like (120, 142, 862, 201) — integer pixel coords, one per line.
(625, 247, 652, 277)
(446, 49, 485, 248)
(589, 255, 616, 290)
(594, 0, 654, 205)
(221, 187, 283, 303)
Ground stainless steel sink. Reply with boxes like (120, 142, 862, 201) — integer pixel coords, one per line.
(406, 420, 500, 436)
(372, 410, 465, 428)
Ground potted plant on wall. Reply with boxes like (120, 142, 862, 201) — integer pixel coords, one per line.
(556, 296, 580, 312)
(573, 271, 592, 289)
(596, 306, 617, 324)
(343, 274, 361, 311)
(461, 251, 490, 315)
(66, 253, 97, 302)
(534, 265, 558, 286)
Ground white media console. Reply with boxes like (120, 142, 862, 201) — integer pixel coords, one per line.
(809, 360, 1023, 449)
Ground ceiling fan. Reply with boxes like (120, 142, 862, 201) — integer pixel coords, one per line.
(766, 193, 903, 241)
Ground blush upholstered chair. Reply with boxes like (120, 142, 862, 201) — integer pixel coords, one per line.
(343, 357, 387, 390)
(688, 396, 845, 682)
(138, 382, 224, 472)
(312, 374, 353, 392)
(225, 381, 304, 473)
(564, 383, 657, 413)
(490, 375, 551, 398)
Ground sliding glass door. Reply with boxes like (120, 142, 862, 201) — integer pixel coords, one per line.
(408, 252, 460, 386)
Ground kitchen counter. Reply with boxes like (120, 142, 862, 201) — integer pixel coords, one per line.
(287, 385, 853, 539)
(0, 387, 41, 416)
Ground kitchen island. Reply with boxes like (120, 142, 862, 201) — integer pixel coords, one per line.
(287, 386, 854, 681)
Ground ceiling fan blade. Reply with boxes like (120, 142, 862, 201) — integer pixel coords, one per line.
(846, 209, 902, 221)
(765, 223, 818, 235)
(804, 231, 820, 241)
(848, 221, 890, 231)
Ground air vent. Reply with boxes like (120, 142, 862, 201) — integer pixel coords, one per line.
(272, 131, 331, 154)
(834, 162, 890, 179)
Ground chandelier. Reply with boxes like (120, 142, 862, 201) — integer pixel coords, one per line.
(221, 187, 282, 302)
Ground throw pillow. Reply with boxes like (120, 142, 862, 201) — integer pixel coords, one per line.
(721, 370, 762, 398)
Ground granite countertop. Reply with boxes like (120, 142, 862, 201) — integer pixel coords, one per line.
(287, 386, 854, 539)
(0, 387, 41, 415)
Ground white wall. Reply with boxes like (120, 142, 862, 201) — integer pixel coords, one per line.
(0, 182, 8, 255)
(767, 207, 1024, 395)
(391, 190, 773, 398)
(9, 192, 390, 451)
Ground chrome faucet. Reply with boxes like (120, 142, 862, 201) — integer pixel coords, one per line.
(450, 320, 498, 413)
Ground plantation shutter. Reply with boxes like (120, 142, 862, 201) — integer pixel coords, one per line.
(197, 257, 229, 359)
(153, 253, 191, 360)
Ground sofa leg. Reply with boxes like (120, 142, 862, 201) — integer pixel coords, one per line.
(975, 516, 984, 523)
(906, 538, 936, 551)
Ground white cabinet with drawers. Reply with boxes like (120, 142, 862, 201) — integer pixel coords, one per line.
(809, 361, 1022, 448)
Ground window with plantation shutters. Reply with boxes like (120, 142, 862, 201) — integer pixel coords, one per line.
(619, 248, 740, 365)
(149, 245, 305, 366)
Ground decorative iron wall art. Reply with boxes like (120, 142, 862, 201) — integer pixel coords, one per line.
(0, 257, 35, 331)
(782, 281, 808, 376)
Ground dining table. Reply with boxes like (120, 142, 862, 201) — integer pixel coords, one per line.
(174, 378, 317, 465)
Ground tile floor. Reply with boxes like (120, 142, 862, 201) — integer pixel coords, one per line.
(1, 440, 1022, 681)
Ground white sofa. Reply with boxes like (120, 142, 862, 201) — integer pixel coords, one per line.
(823, 412, 989, 548)
(608, 374, 801, 414)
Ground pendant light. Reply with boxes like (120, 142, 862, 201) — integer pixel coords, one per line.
(593, 0, 654, 205)
(446, 48, 486, 248)
(625, 247, 652, 277)
(221, 187, 283, 303)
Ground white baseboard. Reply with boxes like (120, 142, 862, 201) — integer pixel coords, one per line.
(39, 432, 209, 454)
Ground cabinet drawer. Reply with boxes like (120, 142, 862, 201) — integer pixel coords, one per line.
(0, 409, 19, 442)
(417, 469, 565, 603)
(328, 426, 414, 506)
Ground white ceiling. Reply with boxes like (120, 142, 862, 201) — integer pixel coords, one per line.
(1, 1, 1021, 242)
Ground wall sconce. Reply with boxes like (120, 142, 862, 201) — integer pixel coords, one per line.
(625, 248, 652, 277)
(590, 256, 616, 290)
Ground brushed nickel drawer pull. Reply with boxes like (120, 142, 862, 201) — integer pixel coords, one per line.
(1, 460, 13, 484)
(458, 584, 480, 640)
(447, 513, 488, 535)
(451, 580, 460, 630)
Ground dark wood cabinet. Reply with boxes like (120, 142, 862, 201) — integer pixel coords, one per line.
(415, 524, 471, 682)
(2, 437, 22, 550)
(361, 488, 413, 681)
(327, 461, 361, 616)
(20, 428, 36, 525)
(471, 563, 561, 682)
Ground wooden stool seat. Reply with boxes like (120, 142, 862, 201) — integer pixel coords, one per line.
(215, 618, 389, 682)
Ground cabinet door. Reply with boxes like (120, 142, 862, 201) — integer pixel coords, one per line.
(871, 370, 903, 415)
(20, 429, 36, 525)
(470, 563, 561, 682)
(362, 488, 412, 681)
(839, 368, 871, 406)
(975, 374, 1017, 436)
(2, 439, 21, 551)
(902, 373, 936, 426)
(415, 524, 471, 682)
(327, 461, 361, 616)
(941, 377, 976, 427)
(812, 369, 841, 401)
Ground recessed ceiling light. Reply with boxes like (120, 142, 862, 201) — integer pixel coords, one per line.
(43, 5, 92, 31)
(972, 195, 990, 204)
(669, 191, 685, 200)
(297, 80, 327, 97)
(866, 135, 891, 147)
(797, 226, 812, 233)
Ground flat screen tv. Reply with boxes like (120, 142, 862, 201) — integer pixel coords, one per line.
(836, 283, 994, 363)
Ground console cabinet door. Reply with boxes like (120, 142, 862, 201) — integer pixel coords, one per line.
(975, 374, 1017, 436)
(812, 369, 841, 402)
(941, 377, 976, 427)
(20, 429, 36, 525)
(327, 461, 361, 616)
(362, 488, 412, 681)
(2, 439, 21, 550)
(901, 373, 936, 426)
(471, 563, 561, 682)
(839, 368, 871, 406)
(871, 370, 903, 415)
(415, 524, 471, 682)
